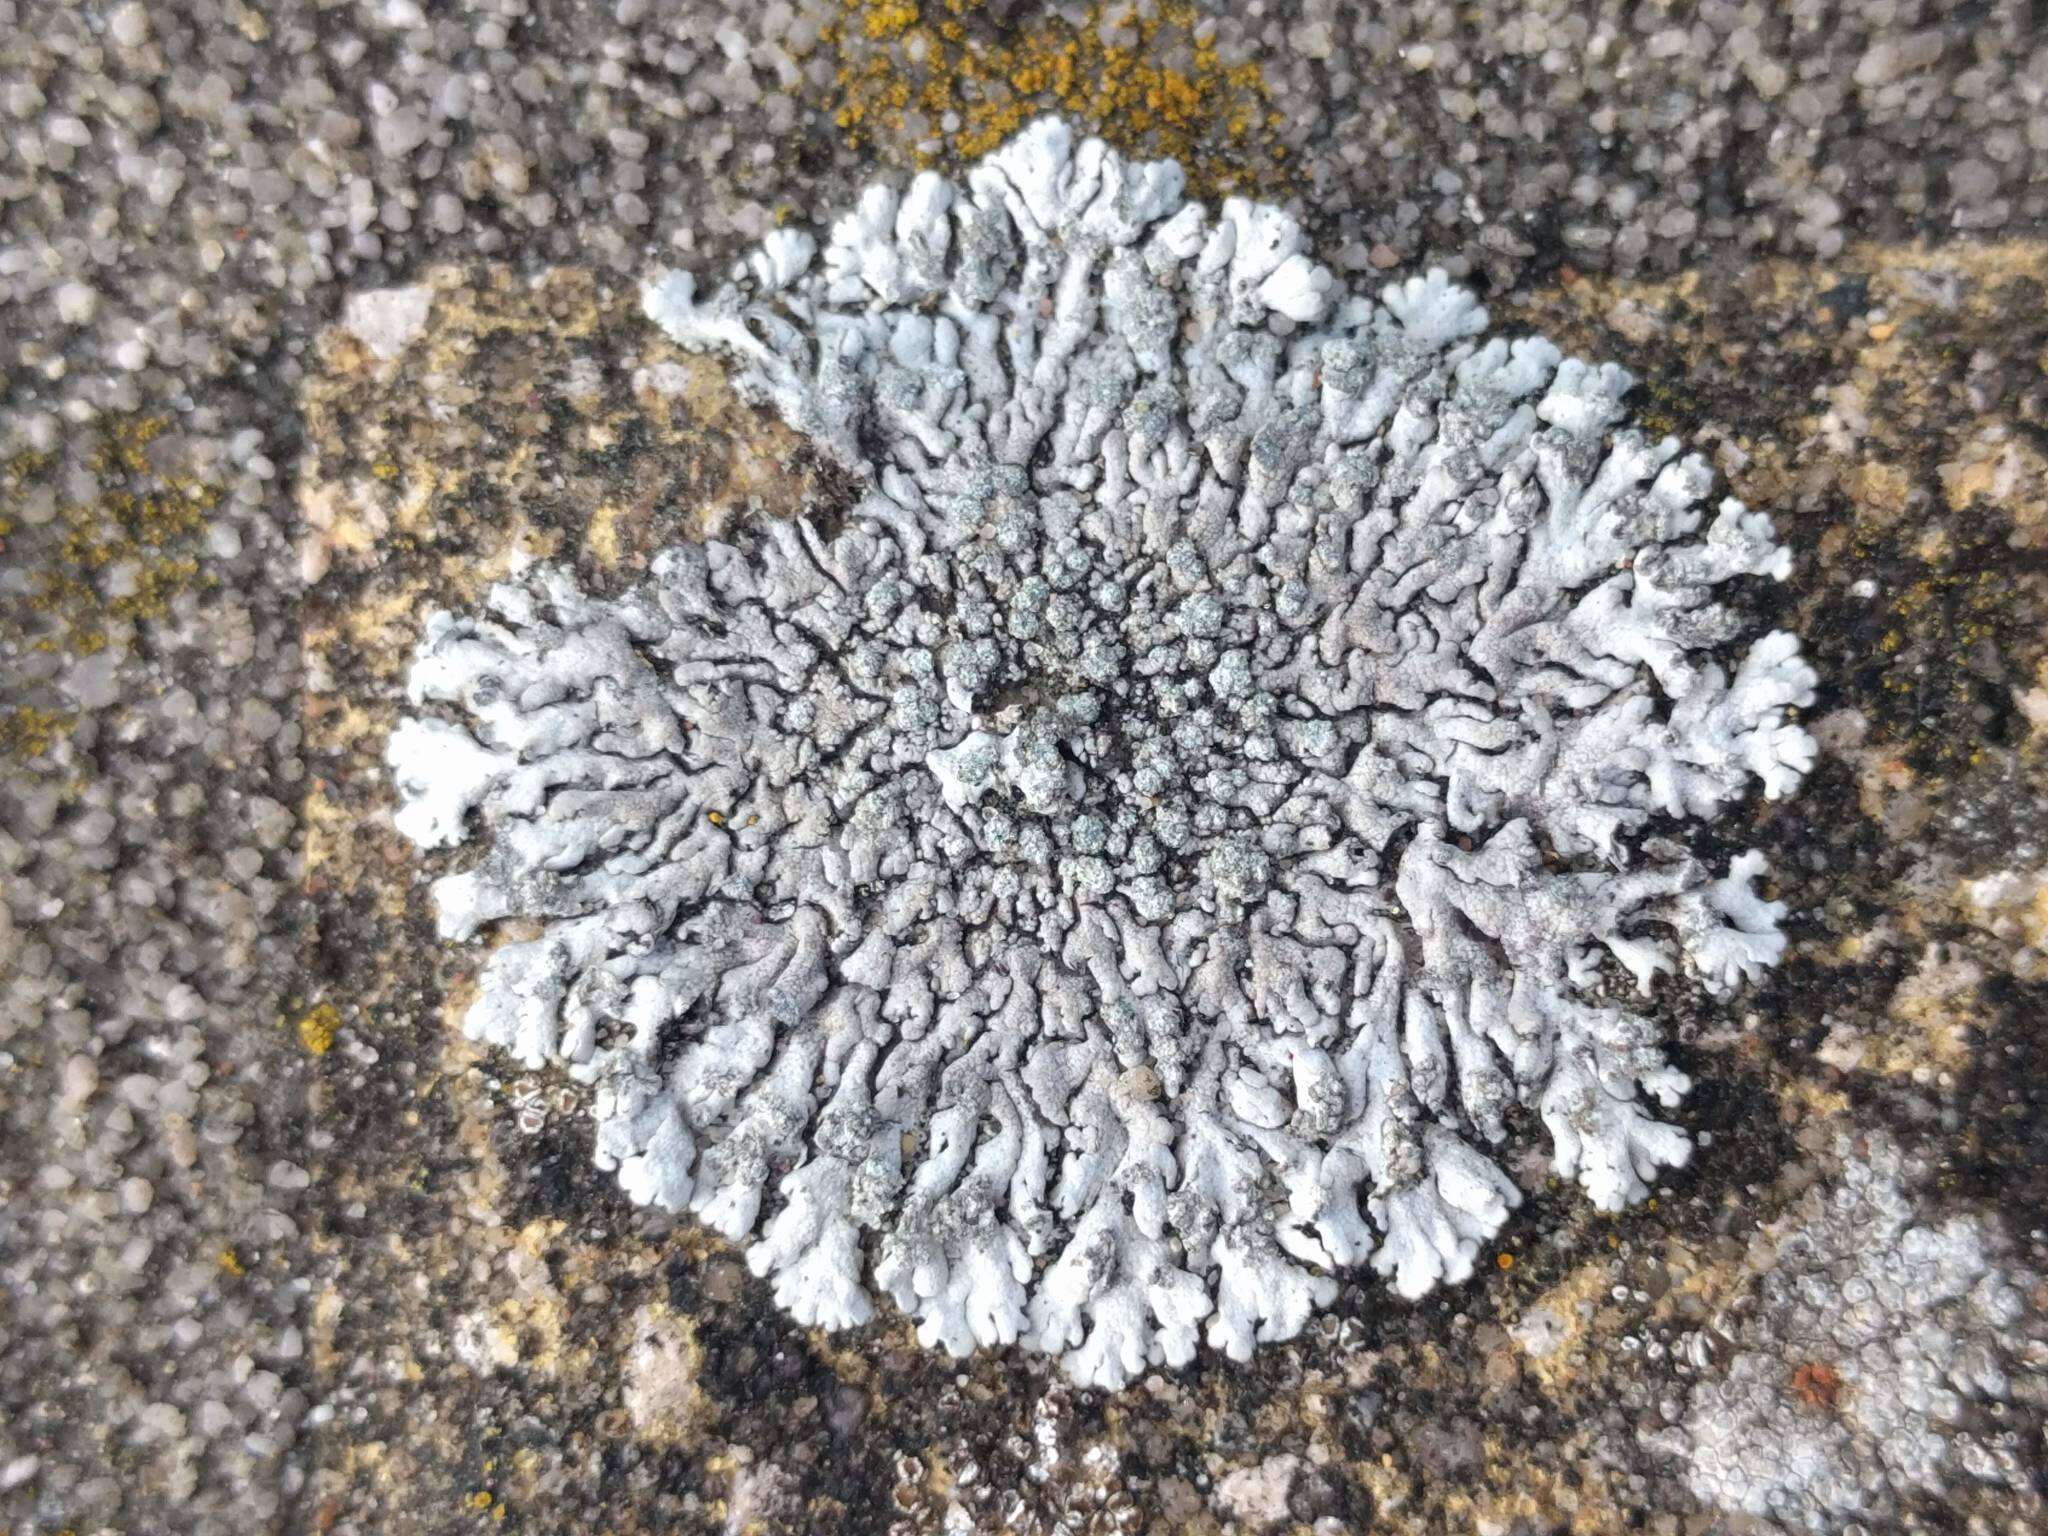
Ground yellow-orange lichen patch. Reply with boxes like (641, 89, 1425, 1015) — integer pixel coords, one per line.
(296, 1002, 342, 1056)
(0, 705, 72, 761)
(3, 415, 219, 657)
(827, 0, 1286, 199)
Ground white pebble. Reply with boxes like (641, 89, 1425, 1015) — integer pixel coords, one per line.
(109, 2, 150, 47)
(54, 281, 98, 324)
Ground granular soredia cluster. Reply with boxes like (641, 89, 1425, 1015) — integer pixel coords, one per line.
(387, 119, 1816, 1389)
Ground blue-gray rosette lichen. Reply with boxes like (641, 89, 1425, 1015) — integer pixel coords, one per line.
(387, 119, 1816, 1389)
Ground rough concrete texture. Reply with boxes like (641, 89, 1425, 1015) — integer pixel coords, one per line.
(4, 3, 2048, 1534)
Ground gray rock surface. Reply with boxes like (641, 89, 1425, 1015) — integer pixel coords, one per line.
(3, 3, 2046, 1534)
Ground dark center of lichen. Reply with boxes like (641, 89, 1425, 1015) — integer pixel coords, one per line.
(840, 467, 1358, 919)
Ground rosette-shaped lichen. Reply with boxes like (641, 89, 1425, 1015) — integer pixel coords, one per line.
(387, 119, 1816, 1389)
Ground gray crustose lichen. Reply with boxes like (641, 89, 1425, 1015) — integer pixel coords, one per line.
(386, 119, 1817, 1389)
(1647, 1135, 2045, 1531)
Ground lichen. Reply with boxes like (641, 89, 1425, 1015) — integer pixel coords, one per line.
(2, 414, 219, 658)
(390, 120, 1816, 1389)
(826, 0, 1282, 200)
(0, 705, 73, 762)
(296, 1003, 342, 1057)
(1646, 1135, 2046, 1531)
